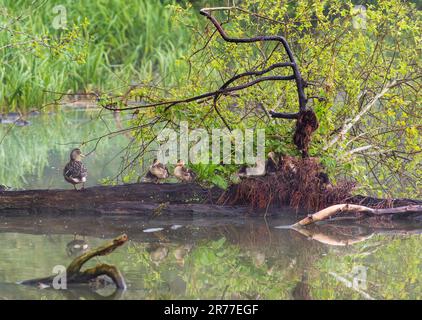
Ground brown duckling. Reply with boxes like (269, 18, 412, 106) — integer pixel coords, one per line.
(145, 158, 169, 183)
(281, 155, 298, 174)
(174, 159, 196, 182)
(237, 164, 248, 178)
(63, 148, 87, 190)
(317, 171, 333, 191)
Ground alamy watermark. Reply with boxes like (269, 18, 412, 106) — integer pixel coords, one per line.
(52, 265, 67, 289)
(352, 5, 367, 30)
(330, 265, 373, 299)
(156, 121, 266, 166)
(52, 5, 67, 30)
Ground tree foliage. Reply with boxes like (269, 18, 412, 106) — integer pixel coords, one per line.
(122, 0, 420, 197)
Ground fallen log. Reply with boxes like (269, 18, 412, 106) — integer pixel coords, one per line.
(293, 203, 422, 227)
(0, 182, 421, 218)
(0, 183, 224, 215)
(19, 234, 128, 290)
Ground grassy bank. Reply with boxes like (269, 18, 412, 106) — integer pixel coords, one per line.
(0, 0, 197, 113)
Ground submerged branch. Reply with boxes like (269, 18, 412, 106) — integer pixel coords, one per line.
(20, 234, 128, 290)
(66, 234, 128, 275)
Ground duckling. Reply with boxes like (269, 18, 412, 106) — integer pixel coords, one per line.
(265, 151, 279, 175)
(237, 164, 248, 179)
(174, 159, 196, 182)
(173, 246, 187, 266)
(237, 159, 266, 178)
(281, 155, 298, 174)
(252, 251, 266, 267)
(292, 273, 312, 300)
(173, 244, 192, 267)
(317, 172, 333, 192)
(63, 148, 87, 190)
(145, 158, 169, 183)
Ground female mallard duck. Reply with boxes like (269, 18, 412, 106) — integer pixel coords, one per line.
(63, 148, 87, 190)
(145, 158, 169, 183)
(174, 159, 196, 182)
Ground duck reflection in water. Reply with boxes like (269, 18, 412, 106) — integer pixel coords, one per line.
(148, 244, 169, 266)
(66, 234, 89, 257)
(292, 272, 312, 300)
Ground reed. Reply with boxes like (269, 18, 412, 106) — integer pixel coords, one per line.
(0, 0, 197, 112)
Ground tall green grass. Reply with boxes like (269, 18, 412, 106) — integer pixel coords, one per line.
(0, 0, 198, 112)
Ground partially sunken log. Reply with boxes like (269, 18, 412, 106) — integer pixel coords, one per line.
(20, 234, 128, 290)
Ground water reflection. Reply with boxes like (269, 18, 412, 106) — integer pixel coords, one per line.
(0, 216, 420, 300)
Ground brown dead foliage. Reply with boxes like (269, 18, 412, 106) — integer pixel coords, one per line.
(293, 110, 319, 158)
(218, 156, 355, 212)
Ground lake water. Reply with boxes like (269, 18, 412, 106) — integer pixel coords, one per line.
(0, 215, 420, 300)
(0, 111, 421, 300)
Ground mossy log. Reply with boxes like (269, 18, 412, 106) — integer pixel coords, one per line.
(19, 234, 128, 290)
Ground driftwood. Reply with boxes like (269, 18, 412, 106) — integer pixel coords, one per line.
(293, 203, 422, 227)
(19, 234, 128, 290)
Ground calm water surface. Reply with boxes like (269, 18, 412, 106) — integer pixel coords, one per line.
(0, 215, 420, 300)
